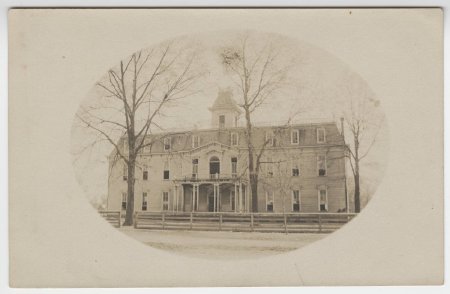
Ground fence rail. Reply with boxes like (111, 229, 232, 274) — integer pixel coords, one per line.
(99, 210, 121, 228)
(133, 212, 356, 233)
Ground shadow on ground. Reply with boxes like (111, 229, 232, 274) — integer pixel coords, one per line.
(120, 227, 328, 260)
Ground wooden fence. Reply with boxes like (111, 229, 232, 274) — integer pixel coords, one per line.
(99, 210, 121, 228)
(133, 212, 356, 233)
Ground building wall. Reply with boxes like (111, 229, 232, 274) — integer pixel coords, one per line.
(107, 123, 347, 214)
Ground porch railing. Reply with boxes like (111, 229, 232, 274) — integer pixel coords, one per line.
(175, 173, 242, 183)
(133, 212, 357, 233)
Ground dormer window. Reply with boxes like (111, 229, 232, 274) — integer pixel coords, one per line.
(291, 129, 299, 144)
(192, 135, 200, 148)
(143, 138, 150, 153)
(164, 137, 171, 151)
(231, 132, 239, 146)
(317, 128, 326, 143)
(265, 131, 276, 147)
(219, 115, 225, 128)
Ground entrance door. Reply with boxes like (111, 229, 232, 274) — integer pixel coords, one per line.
(207, 194, 215, 212)
(209, 156, 220, 178)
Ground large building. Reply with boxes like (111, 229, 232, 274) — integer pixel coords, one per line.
(107, 90, 348, 214)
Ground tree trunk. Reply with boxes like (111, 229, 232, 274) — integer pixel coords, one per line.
(123, 157, 136, 226)
(244, 106, 259, 212)
(354, 161, 361, 213)
(353, 134, 361, 213)
(250, 173, 258, 212)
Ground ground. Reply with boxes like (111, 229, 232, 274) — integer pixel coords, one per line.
(120, 227, 329, 260)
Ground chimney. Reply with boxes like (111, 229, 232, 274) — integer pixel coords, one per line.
(340, 117, 345, 138)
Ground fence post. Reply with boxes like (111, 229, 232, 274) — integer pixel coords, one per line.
(250, 213, 254, 232)
(284, 214, 288, 234)
(219, 214, 223, 231)
(162, 213, 165, 230)
(318, 214, 322, 233)
(118, 211, 122, 228)
(190, 212, 193, 230)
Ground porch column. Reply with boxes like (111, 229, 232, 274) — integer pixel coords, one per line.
(213, 183, 217, 212)
(191, 184, 194, 212)
(173, 185, 178, 212)
(196, 184, 199, 212)
(245, 185, 249, 212)
(217, 183, 221, 212)
(234, 183, 238, 213)
(239, 182, 243, 213)
(181, 184, 184, 212)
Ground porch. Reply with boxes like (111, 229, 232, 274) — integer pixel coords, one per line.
(171, 175, 250, 213)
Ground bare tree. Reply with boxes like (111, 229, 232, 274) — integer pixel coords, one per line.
(342, 78, 384, 213)
(220, 34, 293, 212)
(76, 42, 201, 225)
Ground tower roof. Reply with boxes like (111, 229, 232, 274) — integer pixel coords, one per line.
(209, 89, 242, 113)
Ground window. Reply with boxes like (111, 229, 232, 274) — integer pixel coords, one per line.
(292, 160, 300, 176)
(231, 157, 237, 177)
(143, 166, 148, 180)
(123, 164, 128, 181)
(234, 116, 238, 127)
(219, 115, 225, 128)
(317, 155, 326, 176)
(121, 192, 127, 210)
(162, 192, 169, 211)
(265, 131, 276, 147)
(317, 128, 326, 143)
(209, 156, 220, 178)
(291, 129, 299, 144)
(292, 190, 300, 212)
(142, 192, 148, 211)
(163, 161, 170, 180)
(266, 157, 273, 177)
(319, 189, 328, 212)
(192, 159, 198, 179)
(266, 191, 274, 212)
(231, 132, 239, 146)
(163, 170, 170, 180)
(144, 138, 150, 153)
(192, 135, 200, 148)
(164, 137, 171, 151)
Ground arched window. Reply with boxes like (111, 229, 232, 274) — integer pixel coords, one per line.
(209, 156, 220, 178)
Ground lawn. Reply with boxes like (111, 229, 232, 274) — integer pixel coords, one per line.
(120, 227, 328, 260)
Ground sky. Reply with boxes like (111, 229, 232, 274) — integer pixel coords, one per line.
(70, 30, 389, 208)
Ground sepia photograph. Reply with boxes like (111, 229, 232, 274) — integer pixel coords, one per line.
(7, 7, 444, 288)
(71, 30, 388, 258)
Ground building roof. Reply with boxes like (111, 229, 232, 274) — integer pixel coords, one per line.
(209, 89, 242, 113)
(112, 121, 345, 158)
